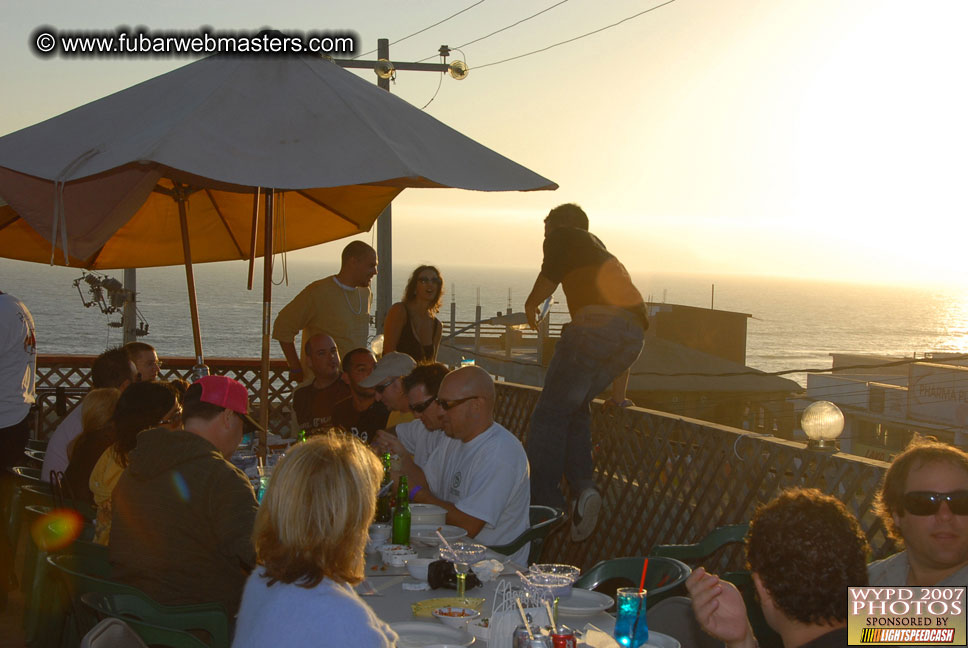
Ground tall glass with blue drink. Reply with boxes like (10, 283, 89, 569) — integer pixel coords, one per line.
(613, 587, 648, 647)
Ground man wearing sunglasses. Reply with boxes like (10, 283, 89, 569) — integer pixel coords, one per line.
(869, 436, 968, 586)
(373, 363, 452, 470)
(394, 366, 531, 566)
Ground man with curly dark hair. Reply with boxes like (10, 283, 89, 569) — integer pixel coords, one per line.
(687, 488, 869, 648)
(869, 435, 968, 586)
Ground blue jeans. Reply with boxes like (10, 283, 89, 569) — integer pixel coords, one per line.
(527, 306, 644, 508)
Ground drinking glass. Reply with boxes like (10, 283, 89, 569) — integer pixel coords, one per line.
(529, 564, 580, 599)
(520, 572, 573, 608)
(613, 587, 648, 647)
(439, 541, 487, 600)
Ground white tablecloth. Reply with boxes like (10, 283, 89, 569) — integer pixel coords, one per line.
(360, 570, 616, 646)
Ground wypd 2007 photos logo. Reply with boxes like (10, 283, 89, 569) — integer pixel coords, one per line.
(848, 586, 967, 645)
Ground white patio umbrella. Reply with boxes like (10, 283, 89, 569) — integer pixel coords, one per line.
(0, 53, 556, 438)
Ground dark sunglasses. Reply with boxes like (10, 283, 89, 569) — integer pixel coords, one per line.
(410, 395, 436, 413)
(373, 378, 397, 394)
(901, 490, 968, 516)
(436, 395, 480, 411)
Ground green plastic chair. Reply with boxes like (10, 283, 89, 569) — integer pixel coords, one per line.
(652, 524, 749, 564)
(27, 438, 50, 452)
(24, 448, 47, 465)
(81, 592, 213, 648)
(486, 505, 565, 565)
(574, 556, 691, 610)
(653, 525, 780, 648)
(20, 526, 102, 648)
(47, 553, 231, 648)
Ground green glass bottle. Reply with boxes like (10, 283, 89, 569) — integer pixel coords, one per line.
(375, 452, 392, 523)
(391, 475, 411, 545)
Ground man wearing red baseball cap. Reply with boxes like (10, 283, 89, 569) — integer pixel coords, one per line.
(109, 375, 261, 616)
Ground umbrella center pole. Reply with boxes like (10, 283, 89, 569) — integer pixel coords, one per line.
(259, 189, 275, 455)
(176, 188, 207, 378)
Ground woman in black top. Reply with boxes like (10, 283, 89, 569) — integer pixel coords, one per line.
(382, 265, 443, 362)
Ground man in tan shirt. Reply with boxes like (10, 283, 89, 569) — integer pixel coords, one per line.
(272, 241, 377, 382)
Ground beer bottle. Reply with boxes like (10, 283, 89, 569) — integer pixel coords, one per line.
(375, 452, 392, 523)
(392, 475, 411, 545)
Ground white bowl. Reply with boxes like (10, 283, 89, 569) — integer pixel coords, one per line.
(380, 544, 417, 567)
(406, 557, 435, 581)
(369, 523, 390, 543)
(411, 503, 448, 526)
(432, 606, 481, 629)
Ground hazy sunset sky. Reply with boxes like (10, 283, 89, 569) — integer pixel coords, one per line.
(1, 0, 966, 286)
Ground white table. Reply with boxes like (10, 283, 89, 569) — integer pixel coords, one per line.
(360, 549, 617, 647)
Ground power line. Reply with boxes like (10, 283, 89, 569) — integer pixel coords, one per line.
(417, 0, 573, 63)
(355, 0, 488, 59)
(471, 0, 680, 71)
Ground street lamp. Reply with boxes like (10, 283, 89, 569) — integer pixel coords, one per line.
(801, 400, 844, 452)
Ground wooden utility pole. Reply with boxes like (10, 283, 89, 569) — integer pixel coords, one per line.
(334, 39, 459, 333)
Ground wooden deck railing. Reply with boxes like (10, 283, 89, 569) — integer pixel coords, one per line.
(35, 355, 895, 571)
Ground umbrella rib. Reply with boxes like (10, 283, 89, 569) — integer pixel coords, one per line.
(0, 213, 19, 233)
(294, 190, 362, 228)
(203, 189, 245, 258)
(83, 245, 106, 268)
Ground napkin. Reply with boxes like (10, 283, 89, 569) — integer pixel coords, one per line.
(581, 624, 620, 648)
(471, 558, 504, 582)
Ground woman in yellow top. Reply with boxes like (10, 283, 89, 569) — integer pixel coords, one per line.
(89, 381, 181, 545)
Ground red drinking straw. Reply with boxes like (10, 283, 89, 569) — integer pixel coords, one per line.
(638, 558, 649, 592)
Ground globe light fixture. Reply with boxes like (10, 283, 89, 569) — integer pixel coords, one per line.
(801, 400, 844, 452)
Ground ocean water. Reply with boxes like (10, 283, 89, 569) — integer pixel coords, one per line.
(4, 257, 967, 388)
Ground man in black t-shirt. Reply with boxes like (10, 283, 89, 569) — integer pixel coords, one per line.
(524, 203, 647, 541)
(291, 334, 350, 435)
(330, 347, 389, 445)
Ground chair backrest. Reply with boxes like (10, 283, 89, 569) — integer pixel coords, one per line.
(652, 524, 749, 566)
(81, 593, 209, 648)
(81, 617, 150, 648)
(11, 465, 45, 484)
(24, 448, 47, 464)
(27, 438, 49, 452)
(47, 552, 141, 636)
(487, 505, 565, 565)
(48, 553, 230, 648)
(574, 556, 692, 609)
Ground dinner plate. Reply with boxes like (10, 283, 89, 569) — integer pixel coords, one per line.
(556, 588, 614, 617)
(389, 621, 475, 647)
(410, 524, 468, 547)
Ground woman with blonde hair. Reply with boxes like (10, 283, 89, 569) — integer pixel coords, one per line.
(89, 380, 181, 544)
(233, 434, 397, 647)
(62, 388, 121, 501)
(382, 265, 444, 362)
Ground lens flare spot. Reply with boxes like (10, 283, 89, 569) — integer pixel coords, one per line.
(30, 509, 83, 551)
(171, 471, 190, 501)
